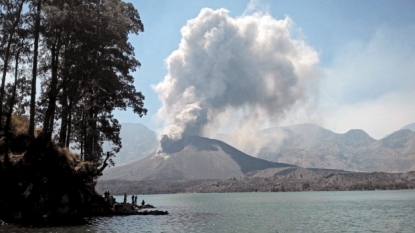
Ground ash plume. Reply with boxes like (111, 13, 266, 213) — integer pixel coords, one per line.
(154, 8, 321, 154)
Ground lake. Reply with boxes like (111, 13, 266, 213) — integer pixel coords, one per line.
(1, 190, 415, 232)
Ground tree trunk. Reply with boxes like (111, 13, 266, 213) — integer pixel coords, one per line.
(85, 107, 95, 161)
(0, 1, 24, 128)
(81, 111, 87, 160)
(59, 104, 68, 146)
(42, 37, 61, 139)
(65, 99, 73, 148)
(5, 49, 21, 131)
(93, 112, 100, 161)
(29, 0, 42, 139)
(2, 49, 21, 165)
(59, 44, 70, 146)
(0, 39, 13, 127)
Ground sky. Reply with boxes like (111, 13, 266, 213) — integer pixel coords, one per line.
(115, 0, 415, 140)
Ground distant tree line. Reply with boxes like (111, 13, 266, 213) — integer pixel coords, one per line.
(0, 0, 147, 168)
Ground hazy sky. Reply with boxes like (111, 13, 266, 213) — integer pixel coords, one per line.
(115, 0, 415, 139)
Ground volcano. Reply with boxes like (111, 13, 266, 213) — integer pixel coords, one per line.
(100, 135, 295, 181)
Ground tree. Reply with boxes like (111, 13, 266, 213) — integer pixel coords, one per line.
(1, 0, 147, 170)
(4, 27, 30, 134)
(0, 0, 30, 163)
(28, 0, 41, 139)
(0, 0, 26, 127)
(38, 0, 147, 166)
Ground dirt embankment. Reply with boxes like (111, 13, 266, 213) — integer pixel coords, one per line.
(0, 117, 108, 226)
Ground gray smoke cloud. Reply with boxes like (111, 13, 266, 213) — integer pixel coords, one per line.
(154, 8, 321, 154)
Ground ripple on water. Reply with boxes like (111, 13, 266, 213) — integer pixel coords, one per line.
(1, 190, 415, 233)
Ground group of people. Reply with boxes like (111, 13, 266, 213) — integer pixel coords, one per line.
(104, 191, 111, 198)
(103, 191, 116, 207)
(123, 193, 145, 206)
(131, 195, 138, 205)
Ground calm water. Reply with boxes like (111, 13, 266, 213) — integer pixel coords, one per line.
(1, 190, 415, 233)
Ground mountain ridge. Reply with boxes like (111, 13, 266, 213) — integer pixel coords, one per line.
(255, 123, 415, 173)
(400, 123, 415, 132)
(109, 122, 415, 173)
(98, 123, 415, 194)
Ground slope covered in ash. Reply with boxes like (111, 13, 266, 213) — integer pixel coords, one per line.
(100, 135, 295, 181)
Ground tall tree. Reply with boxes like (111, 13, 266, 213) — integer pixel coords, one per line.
(0, 0, 25, 128)
(36, 0, 147, 166)
(5, 29, 30, 133)
(28, 0, 41, 139)
(1, 0, 147, 170)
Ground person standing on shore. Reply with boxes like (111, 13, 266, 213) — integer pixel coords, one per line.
(124, 193, 127, 203)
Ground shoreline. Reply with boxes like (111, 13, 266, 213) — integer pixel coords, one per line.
(97, 169, 415, 195)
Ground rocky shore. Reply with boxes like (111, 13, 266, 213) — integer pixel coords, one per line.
(110, 202, 167, 215)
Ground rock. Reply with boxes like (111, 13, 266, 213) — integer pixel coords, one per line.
(137, 210, 169, 215)
(113, 203, 138, 215)
(0, 220, 7, 225)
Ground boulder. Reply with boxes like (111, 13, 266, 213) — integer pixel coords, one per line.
(140, 204, 155, 209)
(113, 203, 138, 215)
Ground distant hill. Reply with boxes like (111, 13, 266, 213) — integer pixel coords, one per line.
(400, 123, 415, 132)
(256, 124, 415, 173)
(100, 135, 295, 181)
(103, 123, 158, 165)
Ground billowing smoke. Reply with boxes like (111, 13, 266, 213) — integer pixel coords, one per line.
(154, 8, 320, 154)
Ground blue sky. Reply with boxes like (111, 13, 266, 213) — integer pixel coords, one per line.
(115, 0, 415, 139)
